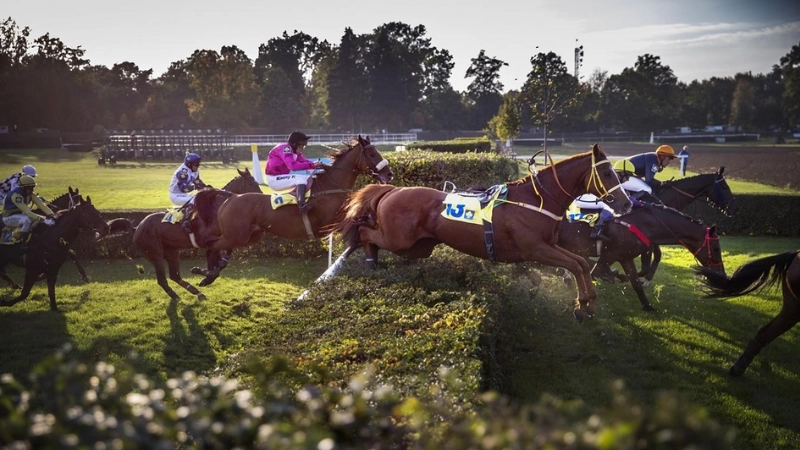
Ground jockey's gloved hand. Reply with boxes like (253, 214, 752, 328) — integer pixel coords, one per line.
(43, 217, 56, 226)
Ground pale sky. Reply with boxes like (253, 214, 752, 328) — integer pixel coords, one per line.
(5, 0, 800, 92)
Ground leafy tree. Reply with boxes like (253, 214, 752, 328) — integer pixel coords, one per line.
(327, 28, 369, 132)
(185, 46, 257, 129)
(522, 51, 579, 149)
(779, 40, 800, 128)
(420, 87, 468, 131)
(465, 50, 507, 129)
(730, 75, 756, 130)
(136, 60, 195, 129)
(487, 91, 523, 147)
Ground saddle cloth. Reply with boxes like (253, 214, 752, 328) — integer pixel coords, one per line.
(440, 185, 507, 225)
(271, 188, 311, 210)
(0, 226, 23, 245)
(161, 208, 185, 224)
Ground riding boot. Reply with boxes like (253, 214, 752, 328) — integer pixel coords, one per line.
(18, 231, 30, 251)
(181, 203, 195, 234)
(296, 184, 312, 213)
(589, 212, 612, 242)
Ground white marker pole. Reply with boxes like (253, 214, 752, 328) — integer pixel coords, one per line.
(251, 144, 265, 184)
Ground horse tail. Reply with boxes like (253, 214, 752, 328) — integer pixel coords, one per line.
(328, 184, 396, 247)
(698, 250, 799, 298)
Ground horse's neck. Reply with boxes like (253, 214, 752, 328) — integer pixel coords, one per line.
(315, 156, 360, 191)
(632, 208, 705, 246)
(660, 176, 712, 206)
(533, 159, 591, 206)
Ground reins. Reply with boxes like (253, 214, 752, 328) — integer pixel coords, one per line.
(640, 205, 722, 267)
(312, 143, 387, 197)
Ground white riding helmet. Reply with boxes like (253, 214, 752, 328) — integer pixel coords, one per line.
(22, 165, 37, 177)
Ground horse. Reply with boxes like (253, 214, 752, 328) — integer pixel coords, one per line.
(697, 250, 800, 376)
(329, 144, 632, 321)
(559, 203, 725, 311)
(195, 135, 394, 287)
(132, 168, 262, 301)
(0, 196, 107, 310)
(592, 166, 737, 282)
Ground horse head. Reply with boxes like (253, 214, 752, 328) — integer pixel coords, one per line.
(585, 144, 632, 214)
(696, 225, 726, 277)
(327, 135, 393, 185)
(224, 167, 262, 194)
(713, 166, 739, 216)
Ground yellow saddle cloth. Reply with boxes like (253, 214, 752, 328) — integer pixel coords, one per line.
(440, 188, 504, 225)
(162, 208, 185, 224)
(566, 204, 599, 225)
(271, 189, 311, 210)
(0, 226, 24, 245)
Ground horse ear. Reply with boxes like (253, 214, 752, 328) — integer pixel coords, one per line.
(718, 166, 725, 175)
(710, 225, 716, 234)
(86, 196, 92, 204)
(592, 143, 601, 155)
(245, 167, 251, 175)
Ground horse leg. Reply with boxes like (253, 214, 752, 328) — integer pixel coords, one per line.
(164, 248, 206, 301)
(730, 298, 799, 376)
(638, 250, 652, 278)
(618, 258, 654, 312)
(145, 251, 182, 302)
(643, 246, 662, 285)
(198, 250, 229, 287)
(46, 268, 59, 311)
(530, 245, 595, 322)
(68, 250, 90, 283)
(0, 269, 21, 289)
(0, 269, 38, 308)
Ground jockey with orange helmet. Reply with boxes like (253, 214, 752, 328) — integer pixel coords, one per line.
(169, 153, 207, 234)
(2, 174, 55, 246)
(614, 145, 677, 194)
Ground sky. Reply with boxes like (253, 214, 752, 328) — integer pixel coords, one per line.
(5, 0, 800, 92)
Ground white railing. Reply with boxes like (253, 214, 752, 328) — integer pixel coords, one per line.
(228, 133, 417, 146)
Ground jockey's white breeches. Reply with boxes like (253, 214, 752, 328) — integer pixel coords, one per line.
(267, 173, 313, 191)
(2, 214, 38, 232)
(621, 177, 652, 194)
(170, 192, 195, 207)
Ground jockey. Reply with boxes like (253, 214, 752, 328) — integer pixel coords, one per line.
(265, 131, 322, 213)
(614, 145, 677, 196)
(0, 165, 38, 205)
(2, 175, 55, 246)
(169, 153, 206, 234)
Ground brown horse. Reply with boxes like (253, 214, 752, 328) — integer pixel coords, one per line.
(330, 144, 632, 321)
(132, 168, 261, 301)
(697, 250, 800, 376)
(632, 166, 737, 279)
(559, 203, 725, 311)
(196, 135, 394, 286)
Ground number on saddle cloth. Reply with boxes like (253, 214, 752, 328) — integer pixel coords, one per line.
(161, 208, 186, 224)
(271, 187, 311, 210)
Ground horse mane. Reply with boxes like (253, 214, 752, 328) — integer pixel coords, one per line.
(649, 202, 706, 226)
(326, 184, 396, 242)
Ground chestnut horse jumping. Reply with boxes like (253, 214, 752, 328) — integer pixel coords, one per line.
(330, 144, 632, 321)
(196, 135, 394, 286)
(698, 250, 800, 376)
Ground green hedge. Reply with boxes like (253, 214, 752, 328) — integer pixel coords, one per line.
(683, 193, 800, 236)
(405, 138, 493, 153)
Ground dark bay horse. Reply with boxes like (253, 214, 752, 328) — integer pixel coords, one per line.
(196, 135, 394, 286)
(330, 144, 632, 321)
(132, 168, 261, 301)
(697, 250, 800, 376)
(0, 196, 107, 310)
(559, 203, 725, 311)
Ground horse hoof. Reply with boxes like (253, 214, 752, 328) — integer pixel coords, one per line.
(190, 267, 206, 275)
(643, 305, 656, 312)
(573, 309, 585, 323)
(728, 366, 744, 377)
(197, 293, 207, 301)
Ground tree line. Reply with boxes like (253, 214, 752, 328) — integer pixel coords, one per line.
(1, 17, 798, 136)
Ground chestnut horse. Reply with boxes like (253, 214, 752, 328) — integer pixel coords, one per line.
(697, 250, 800, 376)
(132, 168, 261, 301)
(196, 135, 394, 286)
(330, 144, 632, 321)
(559, 203, 725, 311)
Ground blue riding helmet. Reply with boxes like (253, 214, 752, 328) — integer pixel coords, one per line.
(22, 165, 37, 177)
(184, 153, 201, 165)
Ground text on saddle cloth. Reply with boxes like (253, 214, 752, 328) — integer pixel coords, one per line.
(161, 208, 186, 224)
(441, 185, 508, 225)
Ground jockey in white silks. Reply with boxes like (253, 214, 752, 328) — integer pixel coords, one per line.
(169, 152, 206, 234)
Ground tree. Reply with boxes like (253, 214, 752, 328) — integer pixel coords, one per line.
(522, 51, 580, 150)
(185, 46, 258, 129)
(779, 40, 800, 128)
(465, 50, 507, 129)
(327, 28, 369, 132)
(487, 91, 523, 148)
(729, 76, 756, 130)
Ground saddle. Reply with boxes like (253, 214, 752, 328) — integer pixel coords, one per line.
(270, 188, 311, 210)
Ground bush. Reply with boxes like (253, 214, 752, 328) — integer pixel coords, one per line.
(405, 138, 493, 153)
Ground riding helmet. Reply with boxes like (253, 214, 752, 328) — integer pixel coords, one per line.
(184, 153, 202, 165)
(19, 175, 37, 187)
(288, 131, 310, 145)
(655, 145, 676, 158)
(21, 165, 37, 177)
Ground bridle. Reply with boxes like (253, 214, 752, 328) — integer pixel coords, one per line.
(640, 205, 723, 268)
(315, 142, 389, 192)
(661, 175, 732, 213)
